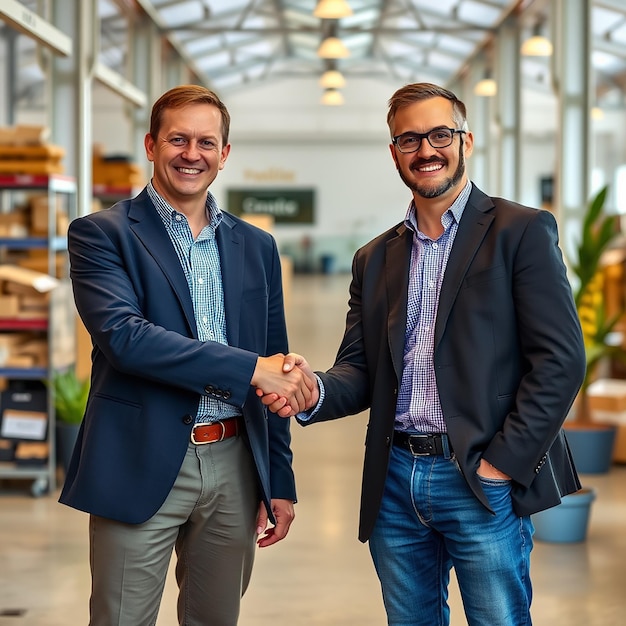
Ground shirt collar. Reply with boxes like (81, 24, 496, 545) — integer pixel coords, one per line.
(147, 181, 223, 231)
(404, 180, 473, 233)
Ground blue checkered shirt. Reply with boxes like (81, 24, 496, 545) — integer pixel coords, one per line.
(148, 183, 241, 423)
(395, 181, 472, 433)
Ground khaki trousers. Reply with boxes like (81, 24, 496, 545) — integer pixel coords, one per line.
(89, 435, 259, 626)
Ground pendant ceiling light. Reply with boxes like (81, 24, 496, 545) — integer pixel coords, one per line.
(319, 69, 346, 89)
(317, 36, 350, 59)
(313, 0, 353, 19)
(520, 35, 553, 56)
(473, 71, 497, 97)
(521, 23, 553, 56)
(591, 106, 604, 121)
(321, 88, 344, 106)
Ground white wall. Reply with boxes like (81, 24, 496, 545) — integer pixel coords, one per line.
(14, 77, 626, 272)
(209, 77, 410, 271)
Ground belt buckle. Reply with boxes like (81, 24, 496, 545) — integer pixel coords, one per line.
(191, 421, 226, 445)
(407, 434, 434, 456)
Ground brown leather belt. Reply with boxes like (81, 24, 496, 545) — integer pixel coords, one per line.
(191, 417, 240, 445)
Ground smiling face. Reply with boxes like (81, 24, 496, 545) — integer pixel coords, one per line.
(389, 96, 473, 204)
(144, 103, 230, 211)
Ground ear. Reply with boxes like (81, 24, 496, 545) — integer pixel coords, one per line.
(144, 133, 155, 162)
(389, 143, 400, 169)
(462, 131, 474, 159)
(218, 143, 231, 170)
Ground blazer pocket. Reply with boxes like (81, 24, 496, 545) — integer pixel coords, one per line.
(87, 393, 143, 439)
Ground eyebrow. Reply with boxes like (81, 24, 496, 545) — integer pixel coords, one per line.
(400, 125, 450, 134)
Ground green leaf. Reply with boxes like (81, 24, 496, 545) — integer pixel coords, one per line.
(49, 368, 90, 424)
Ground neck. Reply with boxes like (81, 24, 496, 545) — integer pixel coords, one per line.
(182, 205, 210, 239)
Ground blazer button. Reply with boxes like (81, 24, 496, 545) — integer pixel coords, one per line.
(204, 385, 214, 395)
(223, 390, 231, 400)
(182, 414, 194, 425)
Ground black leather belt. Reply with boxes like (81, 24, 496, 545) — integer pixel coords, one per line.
(393, 431, 453, 457)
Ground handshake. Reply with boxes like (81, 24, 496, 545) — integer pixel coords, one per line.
(252, 353, 318, 417)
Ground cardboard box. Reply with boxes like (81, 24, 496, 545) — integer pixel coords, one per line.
(587, 379, 626, 412)
(13, 125, 50, 145)
(28, 194, 66, 235)
(587, 378, 626, 463)
(0, 140, 64, 175)
(14, 441, 48, 466)
(17, 292, 49, 314)
(12, 338, 48, 366)
(0, 265, 59, 293)
(92, 158, 144, 187)
(16, 252, 66, 278)
(0, 294, 20, 317)
(0, 333, 31, 366)
(0, 212, 29, 237)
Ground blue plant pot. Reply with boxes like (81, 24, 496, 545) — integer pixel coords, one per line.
(564, 423, 617, 474)
(531, 488, 596, 543)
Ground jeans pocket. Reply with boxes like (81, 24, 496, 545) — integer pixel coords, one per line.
(477, 474, 512, 487)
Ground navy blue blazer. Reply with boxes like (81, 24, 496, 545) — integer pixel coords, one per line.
(301, 184, 586, 542)
(59, 188, 296, 524)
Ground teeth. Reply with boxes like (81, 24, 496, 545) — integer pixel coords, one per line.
(419, 163, 443, 172)
(178, 167, 201, 174)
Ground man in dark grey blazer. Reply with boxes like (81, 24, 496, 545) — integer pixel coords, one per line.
(262, 83, 585, 625)
(59, 85, 313, 626)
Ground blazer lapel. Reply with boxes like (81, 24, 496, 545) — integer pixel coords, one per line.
(216, 214, 244, 347)
(128, 191, 198, 336)
(386, 224, 413, 380)
(434, 187, 494, 348)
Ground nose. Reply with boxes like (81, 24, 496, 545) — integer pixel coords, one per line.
(182, 140, 200, 160)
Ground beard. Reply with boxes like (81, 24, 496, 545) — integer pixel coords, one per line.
(398, 141, 465, 199)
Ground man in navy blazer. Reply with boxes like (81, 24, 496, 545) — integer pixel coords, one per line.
(264, 83, 586, 625)
(59, 85, 313, 626)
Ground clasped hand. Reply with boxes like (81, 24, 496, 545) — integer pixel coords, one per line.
(252, 353, 318, 417)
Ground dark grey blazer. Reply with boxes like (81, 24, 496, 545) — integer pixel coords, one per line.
(59, 188, 296, 524)
(302, 183, 585, 542)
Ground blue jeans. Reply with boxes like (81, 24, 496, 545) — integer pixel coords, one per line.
(369, 445, 534, 626)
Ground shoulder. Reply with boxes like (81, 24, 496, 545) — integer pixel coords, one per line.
(357, 221, 408, 255)
(468, 184, 556, 229)
(71, 189, 146, 228)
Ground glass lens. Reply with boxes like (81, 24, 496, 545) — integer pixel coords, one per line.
(397, 134, 421, 151)
(428, 128, 453, 147)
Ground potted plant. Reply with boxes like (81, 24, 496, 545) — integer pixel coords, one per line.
(565, 184, 623, 473)
(51, 368, 89, 475)
(533, 186, 623, 543)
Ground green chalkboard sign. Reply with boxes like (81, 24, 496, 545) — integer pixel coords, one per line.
(227, 188, 315, 224)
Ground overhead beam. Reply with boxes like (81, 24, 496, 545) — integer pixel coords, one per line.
(93, 61, 148, 107)
(159, 26, 497, 35)
(0, 0, 72, 56)
(132, 0, 208, 85)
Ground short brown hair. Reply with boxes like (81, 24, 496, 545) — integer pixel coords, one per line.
(387, 83, 468, 135)
(149, 84, 231, 145)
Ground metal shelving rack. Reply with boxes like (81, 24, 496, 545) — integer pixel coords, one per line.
(0, 174, 76, 496)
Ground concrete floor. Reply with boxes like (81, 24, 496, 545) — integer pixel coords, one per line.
(1, 273, 626, 625)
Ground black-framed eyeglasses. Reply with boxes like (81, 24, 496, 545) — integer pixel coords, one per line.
(392, 127, 466, 153)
